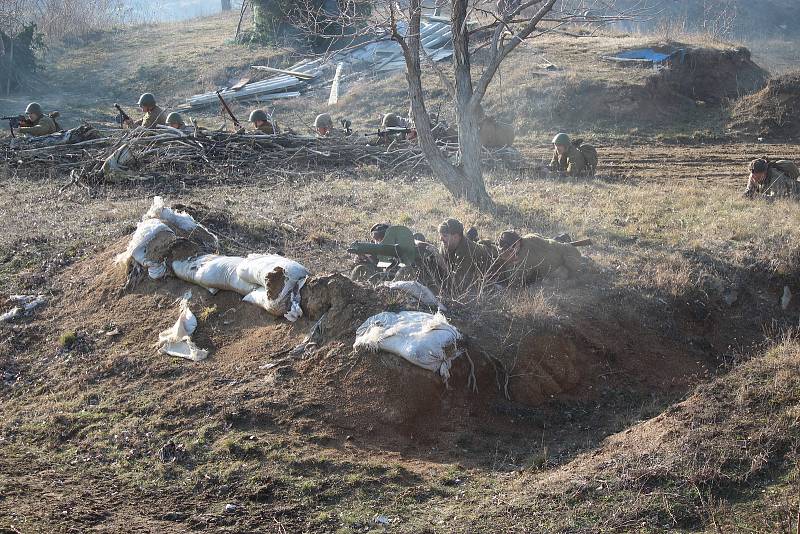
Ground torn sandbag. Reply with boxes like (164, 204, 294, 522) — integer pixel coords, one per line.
(144, 196, 218, 251)
(237, 254, 309, 320)
(173, 253, 309, 321)
(172, 254, 259, 295)
(156, 291, 208, 362)
(354, 311, 462, 381)
(382, 281, 446, 311)
(115, 218, 176, 279)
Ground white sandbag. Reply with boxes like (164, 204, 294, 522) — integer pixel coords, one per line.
(354, 311, 462, 381)
(382, 281, 446, 311)
(236, 254, 309, 319)
(156, 291, 208, 362)
(171, 254, 259, 295)
(144, 196, 219, 250)
(114, 218, 176, 279)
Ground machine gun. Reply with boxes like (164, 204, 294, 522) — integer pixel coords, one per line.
(364, 127, 416, 140)
(347, 225, 418, 272)
(1, 115, 27, 137)
(216, 90, 241, 129)
(114, 104, 132, 126)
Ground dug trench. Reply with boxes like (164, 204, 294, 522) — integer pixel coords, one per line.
(3, 200, 796, 473)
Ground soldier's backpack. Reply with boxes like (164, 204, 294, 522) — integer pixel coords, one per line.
(771, 160, 800, 181)
(573, 140, 598, 176)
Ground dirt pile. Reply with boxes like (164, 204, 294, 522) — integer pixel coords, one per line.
(728, 72, 800, 140)
(546, 45, 766, 127)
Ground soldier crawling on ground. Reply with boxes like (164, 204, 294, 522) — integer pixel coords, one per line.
(124, 93, 167, 129)
(743, 157, 800, 200)
(493, 230, 587, 286)
(548, 133, 597, 177)
(15, 102, 60, 137)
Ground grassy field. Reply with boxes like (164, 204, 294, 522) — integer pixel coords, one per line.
(1, 9, 800, 534)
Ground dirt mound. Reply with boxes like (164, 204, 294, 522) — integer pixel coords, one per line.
(729, 72, 800, 140)
(547, 45, 766, 127)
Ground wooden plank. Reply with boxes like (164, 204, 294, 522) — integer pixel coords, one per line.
(230, 76, 251, 90)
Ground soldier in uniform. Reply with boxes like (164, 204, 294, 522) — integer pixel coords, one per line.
(350, 223, 390, 282)
(314, 113, 336, 137)
(382, 112, 416, 141)
(744, 158, 800, 199)
(548, 133, 588, 176)
(166, 112, 185, 130)
(17, 102, 59, 137)
(248, 109, 278, 134)
(494, 230, 584, 286)
(124, 93, 166, 129)
(438, 218, 495, 293)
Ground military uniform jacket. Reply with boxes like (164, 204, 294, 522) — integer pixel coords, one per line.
(745, 167, 800, 199)
(255, 122, 278, 134)
(549, 144, 587, 176)
(440, 237, 495, 292)
(18, 115, 58, 137)
(500, 234, 582, 286)
(140, 106, 167, 129)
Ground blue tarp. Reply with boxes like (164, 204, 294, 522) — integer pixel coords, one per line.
(606, 48, 686, 64)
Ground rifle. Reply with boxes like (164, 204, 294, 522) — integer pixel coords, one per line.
(114, 104, 132, 126)
(216, 91, 241, 129)
(364, 127, 415, 138)
(1, 115, 26, 137)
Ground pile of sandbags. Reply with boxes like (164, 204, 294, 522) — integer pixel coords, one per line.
(116, 196, 309, 322)
(115, 196, 218, 279)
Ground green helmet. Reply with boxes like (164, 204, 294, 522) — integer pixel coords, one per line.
(552, 133, 571, 146)
(314, 113, 333, 128)
(382, 113, 403, 129)
(138, 93, 156, 107)
(25, 102, 42, 115)
(249, 109, 268, 122)
(166, 112, 184, 126)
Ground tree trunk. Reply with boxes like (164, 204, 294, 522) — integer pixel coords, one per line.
(399, 0, 494, 209)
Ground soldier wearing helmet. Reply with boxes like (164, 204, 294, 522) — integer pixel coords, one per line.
(381, 112, 416, 141)
(314, 113, 335, 137)
(494, 230, 584, 286)
(166, 112, 185, 130)
(438, 218, 495, 293)
(17, 102, 60, 137)
(248, 109, 278, 134)
(548, 133, 588, 177)
(124, 93, 166, 129)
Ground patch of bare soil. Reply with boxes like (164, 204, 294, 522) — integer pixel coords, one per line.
(729, 72, 800, 140)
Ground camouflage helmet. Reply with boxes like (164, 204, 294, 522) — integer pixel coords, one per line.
(314, 113, 333, 128)
(138, 93, 156, 107)
(382, 113, 403, 129)
(249, 109, 268, 122)
(552, 132, 571, 146)
(166, 112, 184, 126)
(25, 102, 43, 115)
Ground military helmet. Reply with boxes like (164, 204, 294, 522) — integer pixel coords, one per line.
(249, 109, 268, 122)
(138, 93, 156, 107)
(314, 113, 333, 128)
(552, 132, 571, 146)
(749, 158, 768, 173)
(166, 112, 184, 126)
(382, 113, 403, 129)
(497, 230, 522, 251)
(25, 102, 43, 115)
